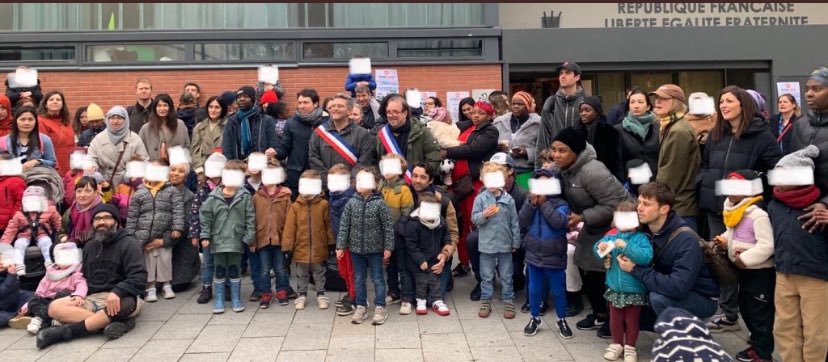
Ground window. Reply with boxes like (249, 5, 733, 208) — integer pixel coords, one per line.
(0, 45, 75, 62)
(302, 42, 388, 60)
(86, 44, 185, 63)
(397, 39, 482, 58)
(679, 71, 724, 99)
(195, 42, 295, 62)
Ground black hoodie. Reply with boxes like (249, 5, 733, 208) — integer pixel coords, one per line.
(82, 228, 147, 298)
(695, 117, 782, 214)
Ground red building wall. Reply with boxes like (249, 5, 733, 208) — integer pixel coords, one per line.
(36, 64, 502, 113)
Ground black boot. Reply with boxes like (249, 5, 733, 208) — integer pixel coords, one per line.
(36, 325, 73, 349)
(565, 291, 583, 317)
(197, 285, 212, 304)
(470, 283, 481, 301)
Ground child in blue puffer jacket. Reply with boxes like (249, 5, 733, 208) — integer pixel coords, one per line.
(518, 169, 572, 339)
(594, 200, 653, 362)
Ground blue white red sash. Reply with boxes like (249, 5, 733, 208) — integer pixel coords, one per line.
(378, 124, 412, 183)
(314, 123, 359, 166)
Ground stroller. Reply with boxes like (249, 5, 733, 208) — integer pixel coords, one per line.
(17, 166, 64, 291)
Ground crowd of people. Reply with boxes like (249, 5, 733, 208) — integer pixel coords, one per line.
(0, 60, 827, 362)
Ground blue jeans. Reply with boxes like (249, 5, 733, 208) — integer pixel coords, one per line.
(527, 264, 567, 319)
(246, 249, 265, 293)
(649, 291, 717, 320)
(440, 256, 453, 300)
(351, 252, 386, 307)
(479, 252, 514, 303)
(258, 245, 290, 292)
(201, 246, 214, 286)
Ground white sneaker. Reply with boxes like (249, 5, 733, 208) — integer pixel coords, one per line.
(415, 299, 428, 315)
(162, 285, 175, 299)
(145, 288, 158, 302)
(604, 343, 624, 361)
(399, 302, 412, 315)
(294, 295, 306, 310)
(432, 300, 450, 316)
(352, 305, 367, 324)
(623, 345, 637, 362)
(26, 317, 42, 334)
(317, 295, 330, 310)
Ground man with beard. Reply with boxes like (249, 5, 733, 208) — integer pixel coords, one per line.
(222, 86, 279, 161)
(36, 204, 147, 349)
(277, 88, 329, 194)
(309, 94, 375, 181)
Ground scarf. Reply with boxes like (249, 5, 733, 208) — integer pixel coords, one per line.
(143, 180, 165, 197)
(509, 113, 529, 134)
(106, 119, 129, 147)
(0, 95, 11, 134)
(659, 112, 685, 142)
(235, 106, 258, 156)
(722, 195, 763, 228)
(296, 107, 324, 126)
(622, 111, 656, 140)
(773, 185, 821, 209)
(391, 118, 412, 157)
(69, 195, 101, 244)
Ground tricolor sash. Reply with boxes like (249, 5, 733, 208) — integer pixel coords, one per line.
(314, 123, 359, 166)
(378, 124, 413, 183)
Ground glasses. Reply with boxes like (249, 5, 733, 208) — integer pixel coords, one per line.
(386, 110, 406, 116)
(93, 215, 115, 222)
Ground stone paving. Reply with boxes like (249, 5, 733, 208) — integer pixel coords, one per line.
(0, 274, 754, 361)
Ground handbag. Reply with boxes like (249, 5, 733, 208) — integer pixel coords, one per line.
(451, 174, 475, 200)
(699, 239, 739, 287)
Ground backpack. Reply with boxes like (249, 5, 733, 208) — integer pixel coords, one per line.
(656, 226, 738, 287)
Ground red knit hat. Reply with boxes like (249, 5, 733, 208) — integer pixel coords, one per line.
(474, 100, 495, 116)
(260, 90, 279, 105)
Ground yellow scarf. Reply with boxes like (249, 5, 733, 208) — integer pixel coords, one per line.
(722, 195, 763, 228)
(143, 180, 165, 197)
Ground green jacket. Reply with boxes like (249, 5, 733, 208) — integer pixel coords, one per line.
(375, 119, 442, 176)
(199, 186, 255, 254)
(336, 192, 394, 254)
(656, 115, 700, 217)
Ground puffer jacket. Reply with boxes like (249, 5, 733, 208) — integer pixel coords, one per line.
(445, 121, 499, 180)
(472, 188, 521, 254)
(0, 176, 25, 232)
(282, 194, 334, 264)
(336, 192, 394, 254)
(380, 177, 414, 225)
(35, 264, 87, 299)
(309, 120, 376, 174)
(199, 186, 254, 254)
(329, 188, 355, 236)
(251, 186, 292, 250)
(493, 112, 541, 173)
(536, 87, 586, 169)
(125, 183, 185, 246)
(615, 117, 660, 181)
(518, 196, 570, 269)
(189, 179, 218, 240)
(769, 199, 828, 281)
(374, 119, 442, 175)
(345, 73, 377, 97)
(594, 229, 653, 294)
(696, 117, 782, 214)
(0, 207, 62, 244)
(0, 271, 28, 312)
(657, 114, 700, 217)
(555, 145, 630, 272)
(791, 110, 828, 202)
(404, 214, 451, 273)
(722, 198, 774, 269)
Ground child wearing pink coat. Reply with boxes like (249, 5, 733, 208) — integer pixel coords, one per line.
(25, 242, 87, 334)
(0, 186, 61, 275)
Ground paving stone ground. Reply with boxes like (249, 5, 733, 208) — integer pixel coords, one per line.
(1, 272, 755, 361)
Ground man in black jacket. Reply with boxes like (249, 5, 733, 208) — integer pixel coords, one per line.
(37, 204, 147, 349)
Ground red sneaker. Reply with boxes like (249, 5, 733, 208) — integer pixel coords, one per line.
(259, 292, 272, 309)
(432, 301, 451, 316)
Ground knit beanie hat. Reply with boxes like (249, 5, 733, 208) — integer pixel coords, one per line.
(23, 185, 46, 199)
(810, 67, 828, 87)
(219, 91, 237, 108)
(747, 89, 768, 118)
(552, 127, 586, 155)
(579, 96, 604, 116)
(727, 169, 761, 181)
(776, 145, 819, 169)
(86, 103, 104, 121)
(652, 307, 733, 362)
(260, 90, 279, 105)
(511, 91, 536, 113)
(236, 86, 256, 100)
(92, 203, 122, 225)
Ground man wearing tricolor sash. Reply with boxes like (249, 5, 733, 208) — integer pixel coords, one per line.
(309, 94, 375, 184)
(374, 94, 441, 182)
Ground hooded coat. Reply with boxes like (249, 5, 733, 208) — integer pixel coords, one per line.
(696, 117, 782, 214)
(0, 175, 25, 232)
(251, 186, 292, 250)
(554, 145, 630, 272)
(282, 194, 335, 264)
(82, 228, 147, 297)
(189, 117, 226, 174)
(791, 110, 828, 202)
(276, 112, 328, 188)
(199, 186, 255, 254)
(536, 87, 586, 169)
(336, 192, 394, 254)
(519, 194, 570, 270)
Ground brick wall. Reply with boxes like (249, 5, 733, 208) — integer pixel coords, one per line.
(36, 64, 502, 113)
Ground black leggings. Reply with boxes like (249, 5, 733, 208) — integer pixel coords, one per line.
(580, 269, 608, 317)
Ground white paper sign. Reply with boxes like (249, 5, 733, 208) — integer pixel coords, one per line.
(529, 177, 562, 196)
(0, 159, 23, 176)
(327, 174, 350, 192)
(628, 163, 653, 185)
(446, 91, 470, 124)
(258, 65, 279, 84)
(405, 89, 422, 109)
(776, 81, 802, 109)
(204, 160, 224, 178)
(597, 241, 615, 258)
(374, 69, 399, 101)
(422, 91, 437, 100)
(22, 196, 44, 212)
(13, 68, 38, 88)
(349, 58, 371, 74)
(70, 152, 87, 170)
(472, 89, 497, 102)
(299, 178, 323, 196)
(54, 243, 80, 266)
(688, 95, 715, 115)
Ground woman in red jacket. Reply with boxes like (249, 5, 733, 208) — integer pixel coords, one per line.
(37, 90, 75, 174)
